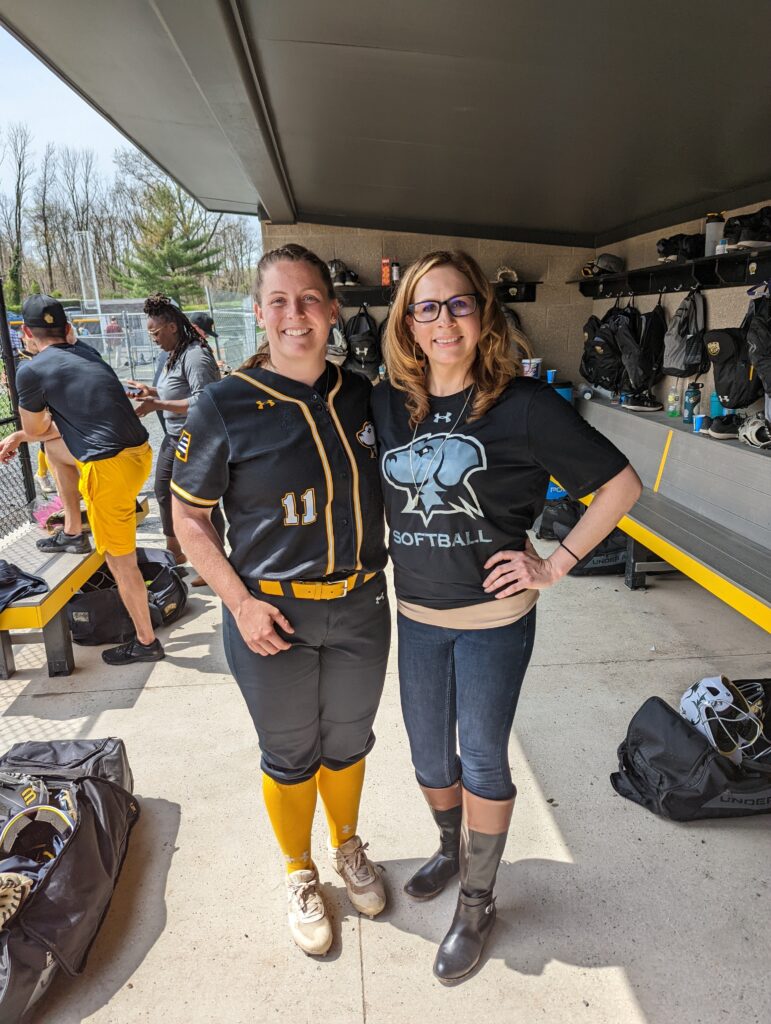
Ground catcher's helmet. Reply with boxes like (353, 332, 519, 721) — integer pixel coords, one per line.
(0, 771, 49, 822)
(680, 675, 763, 765)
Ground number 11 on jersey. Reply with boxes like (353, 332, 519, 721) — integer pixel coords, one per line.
(282, 488, 317, 526)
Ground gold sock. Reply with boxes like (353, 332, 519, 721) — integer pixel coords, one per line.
(261, 773, 317, 874)
(316, 760, 366, 848)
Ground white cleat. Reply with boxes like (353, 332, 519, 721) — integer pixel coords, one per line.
(329, 835, 386, 917)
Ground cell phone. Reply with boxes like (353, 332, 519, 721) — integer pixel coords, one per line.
(124, 386, 142, 398)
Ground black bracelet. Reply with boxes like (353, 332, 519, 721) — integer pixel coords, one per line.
(559, 539, 580, 563)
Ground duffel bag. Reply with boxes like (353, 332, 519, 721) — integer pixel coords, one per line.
(0, 739, 138, 1021)
(611, 696, 771, 821)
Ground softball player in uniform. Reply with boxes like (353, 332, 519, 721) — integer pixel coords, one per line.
(171, 245, 389, 956)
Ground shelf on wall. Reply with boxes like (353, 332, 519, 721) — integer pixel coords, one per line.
(492, 280, 540, 303)
(335, 285, 394, 307)
(568, 249, 771, 298)
(336, 281, 541, 308)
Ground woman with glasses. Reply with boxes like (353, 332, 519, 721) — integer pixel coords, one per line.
(371, 250, 641, 983)
(127, 293, 224, 576)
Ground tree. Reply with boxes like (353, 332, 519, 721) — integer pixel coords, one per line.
(2, 123, 33, 306)
(31, 142, 57, 292)
(114, 182, 222, 304)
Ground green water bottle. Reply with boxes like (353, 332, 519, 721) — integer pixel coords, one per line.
(666, 384, 680, 418)
(683, 382, 703, 424)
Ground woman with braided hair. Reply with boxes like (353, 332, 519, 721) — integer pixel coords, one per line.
(127, 293, 224, 570)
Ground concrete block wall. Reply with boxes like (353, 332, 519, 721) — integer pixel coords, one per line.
(592, 198, 771, 413)
(261, 221, 593, 381)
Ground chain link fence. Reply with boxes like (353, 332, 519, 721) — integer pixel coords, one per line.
(69, 298, 262, 383)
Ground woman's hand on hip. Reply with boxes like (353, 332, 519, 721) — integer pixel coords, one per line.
(483, 545, 561, 597)
(235, 596, 295, 656)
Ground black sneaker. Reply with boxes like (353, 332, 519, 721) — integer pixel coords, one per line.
(101, 637, 165, 666)
(36, 530, 92, 554)
(343, 269, 359, 286)
(708, 414, 742, 440)
(699, 415, 713, 434)
(624, 391, 664, 412)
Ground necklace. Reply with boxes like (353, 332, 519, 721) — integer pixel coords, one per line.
(409, 385, 474, 500)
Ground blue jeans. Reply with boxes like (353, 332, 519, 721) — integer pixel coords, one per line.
(397, 608, 536, 801)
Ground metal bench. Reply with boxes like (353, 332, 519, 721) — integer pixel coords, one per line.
(578, 398, 771, 633)
(0, 496, 149, 678)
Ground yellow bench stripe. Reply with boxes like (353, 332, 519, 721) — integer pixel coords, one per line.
(580, 494, 771, 633)
(653, 429, 673, 493)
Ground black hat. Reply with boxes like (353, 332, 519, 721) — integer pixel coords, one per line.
(22, 295, 68, 329)
(189, 311, 218, 337)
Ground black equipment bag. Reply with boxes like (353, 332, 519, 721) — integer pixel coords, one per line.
(611, 696, 771, 821)
(662, 288, 709, 377)
(0, 739, 138, 1020)
(67, 548, 188, 645)
(579, 307, 627, 393)
(549, 500, 626, 576)
(534, 498, 580, 541)
(744, 293, 771, 397)
(704, 327, 764, 410)
(655, 232, 705, 262)
(615, 299, 666, 392)
(723, 205, 771, 246)
(343, 305, 381, 381)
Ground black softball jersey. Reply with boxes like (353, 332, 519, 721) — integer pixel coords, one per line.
(171, 364, 387, 587)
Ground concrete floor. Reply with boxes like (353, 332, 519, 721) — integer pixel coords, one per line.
(2, 513, 770, 1024)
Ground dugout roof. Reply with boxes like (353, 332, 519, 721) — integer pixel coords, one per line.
(3, 0, 771, 246)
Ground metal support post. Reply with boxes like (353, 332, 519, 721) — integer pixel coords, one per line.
(0, 275, 36, 505)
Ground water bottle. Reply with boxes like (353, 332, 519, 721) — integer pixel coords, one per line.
(666, 384, 680, 418)
(704, 213, 725, 257)
(683, 382, 703, 424)
(709, 391, 723, 418)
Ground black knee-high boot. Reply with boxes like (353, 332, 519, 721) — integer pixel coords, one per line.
(404, 805, 462, 900)
(405, 782, 462, 901)
(433, 788, 514, 984)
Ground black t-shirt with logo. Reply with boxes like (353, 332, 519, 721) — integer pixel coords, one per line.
(16, 341, 148, 462)
(171, 364, 387, 587)
(371, 377, 629, 608)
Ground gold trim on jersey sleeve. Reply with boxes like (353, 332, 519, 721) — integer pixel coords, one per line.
(326, 368, 364, 570)
(169, 480, 220, 507)
(231, 371, 335, 575)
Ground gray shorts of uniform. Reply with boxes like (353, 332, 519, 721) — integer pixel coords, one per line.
(222, 572, 391, 784)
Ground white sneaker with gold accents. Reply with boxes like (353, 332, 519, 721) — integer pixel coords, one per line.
(329, 835, 386, 917)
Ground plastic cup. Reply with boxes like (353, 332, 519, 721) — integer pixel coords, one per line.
(522, 358, 542, 378)
(546, 368, 557, 383)
(693, 414, 705, 433)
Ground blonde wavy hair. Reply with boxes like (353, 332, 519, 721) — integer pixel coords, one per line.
(383, 249, 530, 428)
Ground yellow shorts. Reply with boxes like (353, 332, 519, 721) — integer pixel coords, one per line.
(76, 443, 152, 556)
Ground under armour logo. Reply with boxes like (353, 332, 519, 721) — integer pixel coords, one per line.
(375, 591, 385, 604)
(434, 412, 452, 423)
(355, 346, 369, 358)
(256, 399, 276, 410)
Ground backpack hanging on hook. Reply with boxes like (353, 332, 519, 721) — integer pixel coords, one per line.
(662, 288, 708, 377)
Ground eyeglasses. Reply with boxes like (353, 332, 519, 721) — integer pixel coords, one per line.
(407, 293, 480, 323)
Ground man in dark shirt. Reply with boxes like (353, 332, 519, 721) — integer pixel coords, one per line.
(15, 295, 163, 666)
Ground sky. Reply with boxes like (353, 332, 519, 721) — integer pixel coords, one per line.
(0, 26, 134, 188)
